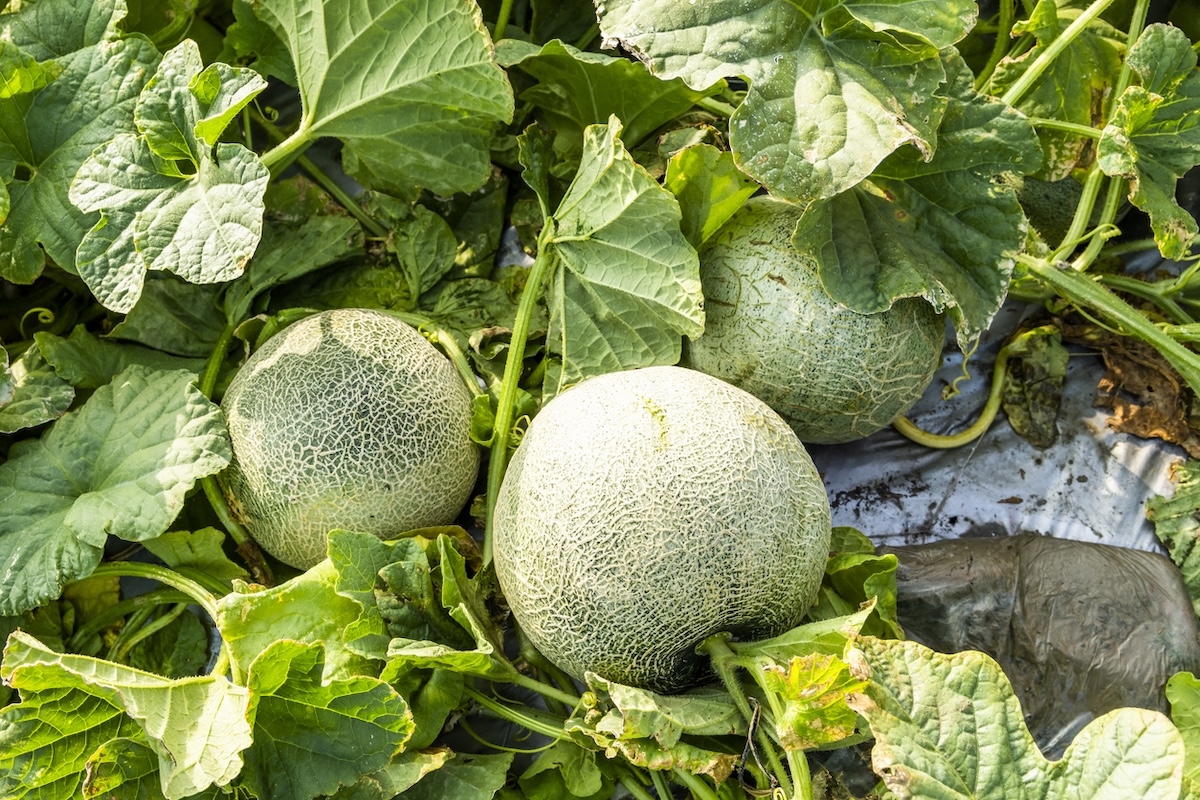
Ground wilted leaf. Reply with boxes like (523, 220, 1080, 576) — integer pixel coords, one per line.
(1098, 24, 1200, 260)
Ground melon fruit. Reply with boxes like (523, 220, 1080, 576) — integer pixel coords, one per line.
(493, 365, 832, 693)
(220, 308, 479, 569)
(682, 197, 946, 444)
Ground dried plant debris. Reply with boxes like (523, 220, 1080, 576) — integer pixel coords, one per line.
(1061, 319, 1200, 457)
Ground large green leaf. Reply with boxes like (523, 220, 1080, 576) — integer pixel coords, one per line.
(0, 28, 159, 283)
(597, 0, 977, 204)
(252, 0, 513, 196)
(521, 118, 704, 394)
(239, 640, 415, 800)
(849, 636, 1186, 799)
(1168, 671, 1200, 784)
(987, 0, 1125, 181)
(215, 558, 379, 682)
(398, 752, 514, 800)
(0, 631, 253, 799)
(69, 40, 269, 312)
(0, 0, 126, 61)
(0, 366, 230, 616)
(1098, 23, 1200, 260)
(798, 51, 1042, 342)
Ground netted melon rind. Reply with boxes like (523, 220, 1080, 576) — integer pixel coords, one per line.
(683, 197, 946, 445)
(493, 365, 832, 693)
(221, 308, 479, 569)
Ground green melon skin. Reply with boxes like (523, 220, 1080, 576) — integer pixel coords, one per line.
(220, 308, 480, 569)
(682, 197, 946, 445)
(493, 365, 832, 694)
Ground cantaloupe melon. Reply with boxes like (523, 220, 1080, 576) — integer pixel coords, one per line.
(493, 365, 832, 693)
(683, 197, 946, 444)
(220, 308, 479, 569)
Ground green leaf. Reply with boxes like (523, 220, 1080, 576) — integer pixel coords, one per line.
(35, 325, 206, 389)
(987, 0, 1125, 180)
(0, 366, 229, 615)
(106, 276, 227, 358)
(381, 535, 514, 682)
(1147, 459, 1200, 616)
(806, 527, 902, 639)
(799, 51, 1042, 342)
(849, 636, 1186, 799)
(497, 38, 719, 168)
(393, 205, 458, 300)
(0, 31, 159, 283)
(519, 740, 614, 800)
(222, 213, 365, 322)
(224, 0, 296, 85)
(69, 40, 270, 312)
(529, 116, 704, 394)
(254, 0, 513, 196)
(1, 631, 254, 798)
(1168, 671, 1200, 783)
(239, 639, 415, 800)
(1098, 23, 1200, 260)
(0, 0, 126, 61)
(0, 342, 75, 433)
(564, 675, 742, 784)
(664, 143, 760, 249)
(216, 557, 380, 682)
(584, 674, 745, 747)
(327, 748, 454, 800)
(141, 528, 249, 587)
(0, 685, 144, 799)
(397, 751, 514, 800)
(597, 0, 976, 204)
(124, 611, 210, 679)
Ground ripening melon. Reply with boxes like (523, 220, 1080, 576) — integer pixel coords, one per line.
(682, 197, 946, 444)
(493, 365, 832, 693)
(220, 308, 479, 569)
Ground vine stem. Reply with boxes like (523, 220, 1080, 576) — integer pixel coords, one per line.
(671, 768, 721, 800)
(493, 0, 515, 39)
(894, 325, 1060, 448)
(66, 589, 191, 652)
(462, 685, 571, 741)
(1020, 256, 1200, 395)
(482, 229, 556, 565)
(199, 321, 275, 587)
(698, 635, 795, 798)
(999, 0, 1122, 107)
(87, 562, 242, 684)
(510, 670, 583, 707)
(111, 603, 189, 662)
(975, 0, 1016, 90)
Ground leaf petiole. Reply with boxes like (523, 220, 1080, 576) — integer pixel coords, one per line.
(1000, 0, 1122, 107)
(483, 228, 556, 565)
(87, 561, 242, 683)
